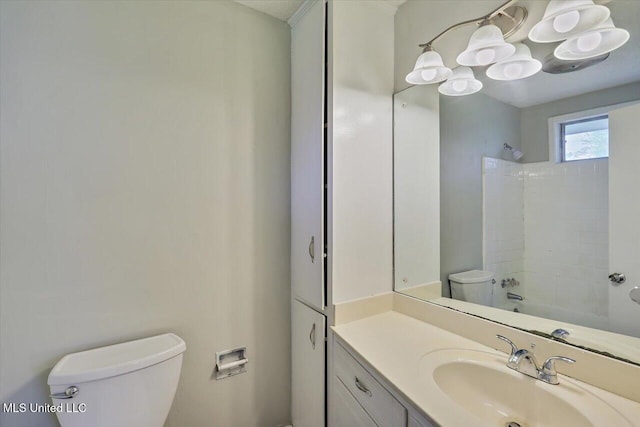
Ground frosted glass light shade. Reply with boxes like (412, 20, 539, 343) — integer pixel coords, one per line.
(528, 0, 610, 43)
(439, 66, 483, 96)
(406, 50, 452, 85)
(457, 24, 516, 66)
(486, 43, 542, 81)
(555, 18, 630, 60)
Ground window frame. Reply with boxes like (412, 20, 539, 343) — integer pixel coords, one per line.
(560, 114, 610, 163)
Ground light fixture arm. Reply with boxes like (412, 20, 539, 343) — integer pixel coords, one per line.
(418, 0, 522, 50)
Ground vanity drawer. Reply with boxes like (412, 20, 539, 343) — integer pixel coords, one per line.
(333, 376, 378, 427)
(334, 343, 407, 427)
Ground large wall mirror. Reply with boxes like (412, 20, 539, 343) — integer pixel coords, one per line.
(393, 0, 640, 365)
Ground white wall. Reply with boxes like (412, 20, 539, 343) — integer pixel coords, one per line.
(0, 2, 291, 426)
(330, 0, 395, 303)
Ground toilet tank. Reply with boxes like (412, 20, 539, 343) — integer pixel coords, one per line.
(448, 270, 494, 306)
(48, 333, 186, 427)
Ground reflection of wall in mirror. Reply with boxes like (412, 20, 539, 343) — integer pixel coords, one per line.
(483, 157, 609, 331)
(439, 82, 640, 300)
(440, 94, 521, 296)
(393, 85, 440, 291)
(521, 82, 640, 162)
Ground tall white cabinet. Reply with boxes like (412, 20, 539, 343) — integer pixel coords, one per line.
(291, 1, 327, 426)
(291, 0, 325, 311)
(290, 0, 395, 425)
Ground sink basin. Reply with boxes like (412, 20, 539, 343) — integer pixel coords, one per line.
(418, 349, 633, 427)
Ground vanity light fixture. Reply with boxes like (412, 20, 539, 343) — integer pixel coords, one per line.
(456, 21, 516, 67)
(528, 0, 610, 43)
(438, 67, 483, 96)
(554, 18, 630, 60)
(487, 43, 542, 81)
(406, 0, 629, 94)
(405, 0, 527, 88)
(405, 47, 452, 85)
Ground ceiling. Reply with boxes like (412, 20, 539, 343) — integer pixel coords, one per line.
(234, 0, 305, 22)
(234, 0, 407, 22)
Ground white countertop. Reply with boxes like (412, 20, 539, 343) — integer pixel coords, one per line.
(332, 310, 640, 427)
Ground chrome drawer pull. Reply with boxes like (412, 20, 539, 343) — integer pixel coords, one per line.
(50, 386, 78, 399)
(354, 377, 372, 397)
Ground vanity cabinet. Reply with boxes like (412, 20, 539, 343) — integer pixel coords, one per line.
(333, 377, 378, 427)
(332, 339, 435, 427)
(407, 415, 435, 427)
(334, 343, 406, 426)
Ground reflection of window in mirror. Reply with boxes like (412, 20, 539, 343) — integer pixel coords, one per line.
(561, 115, 609, 162)
(548, 100, 640, 163)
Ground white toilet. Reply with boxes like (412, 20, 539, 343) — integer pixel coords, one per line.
(448, 270, 494, 306)
(47, 333, 186, 427)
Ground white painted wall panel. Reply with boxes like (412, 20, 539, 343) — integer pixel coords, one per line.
(0, 2, 291, 426)
(330, 0, 395, 303)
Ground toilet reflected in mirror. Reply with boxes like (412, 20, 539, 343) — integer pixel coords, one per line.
(449, 270, 494, 306)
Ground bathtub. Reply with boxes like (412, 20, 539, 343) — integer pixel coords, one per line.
(498, 298, 609, 331)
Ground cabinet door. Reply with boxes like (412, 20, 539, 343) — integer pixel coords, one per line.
(292, 300, 326, 427)
(291, 0, 325, 310)
(332, 377, 377, 427)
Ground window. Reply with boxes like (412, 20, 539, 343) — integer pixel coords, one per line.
(549, 101, 639, 164)
(560, 115, 609, 162)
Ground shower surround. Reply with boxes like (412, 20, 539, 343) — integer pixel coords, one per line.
(483, 157, 609, 330)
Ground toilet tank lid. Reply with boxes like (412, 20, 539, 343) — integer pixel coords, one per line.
(448, 270, 494, 284)
(47, 333, 186, 385)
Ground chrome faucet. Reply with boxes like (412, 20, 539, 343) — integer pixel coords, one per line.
(496, 335, 575, 385)
(507, 292, 524, 301)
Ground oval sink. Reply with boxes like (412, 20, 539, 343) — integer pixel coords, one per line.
(418, 349, 633, 427)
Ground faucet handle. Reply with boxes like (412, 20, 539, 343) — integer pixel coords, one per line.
(542, 356, 576, 372)
(551, 328, 570, 339)
(496, 335, 518, 357)
(540, 356, 576, 384)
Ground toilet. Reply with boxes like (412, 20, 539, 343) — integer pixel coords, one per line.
(448, 270, 494, 306)
(47, 333, 186, 427)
